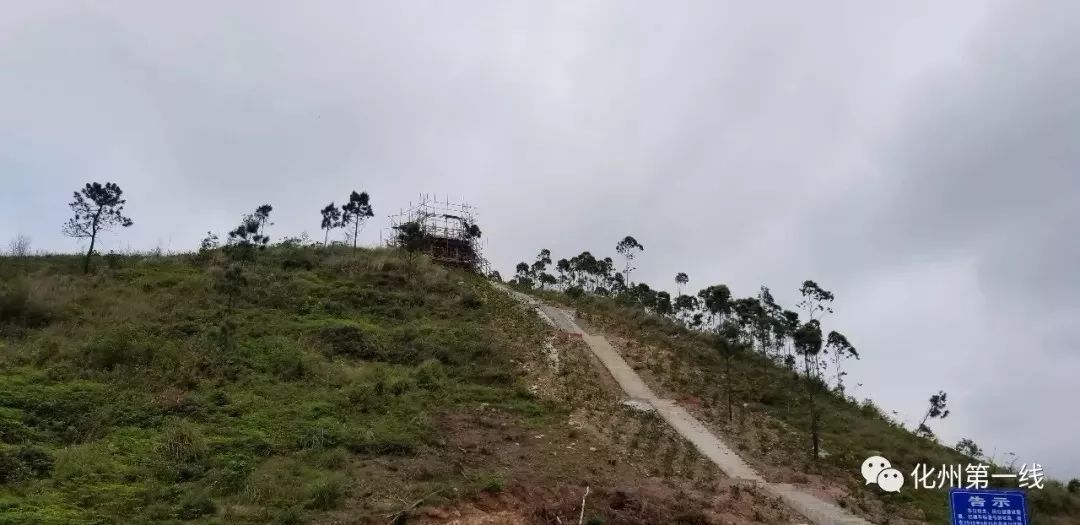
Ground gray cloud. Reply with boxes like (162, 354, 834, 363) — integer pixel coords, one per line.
(1, 1, 1076, 477)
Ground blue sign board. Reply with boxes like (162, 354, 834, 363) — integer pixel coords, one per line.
(950, 489, 1028, 525)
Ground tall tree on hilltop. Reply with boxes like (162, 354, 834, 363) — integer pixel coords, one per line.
(253, 204, 273, 236)
(538, 272, 557, 289)
(531, 249, 553, 288)
(63, 182, 134, 273)
(797, 280, 834, 321)
(794, 318, 825, 459)
(513, 262, 534, 289)
(675, 272, 689, 296)
(570, 251, 598, 291)
(555, 258, 571, 289)
(825, 330, 859, 393)
(226, 205, 273, 261)
(672, 294, 698, 326)
(729, 297, 760, 347)
(698, 284, 732, 328)
(655, 291, 672, 316)
(341, 191, 374, 249)
(774, 309, 801, 369)
(916, 391, 950, 438)
(615, 236, 644, 285)
(760, 286, 787, 366)
(713, 330, 741, 423)
(319, 202, 342, 245)
(797, 280, 836, 378)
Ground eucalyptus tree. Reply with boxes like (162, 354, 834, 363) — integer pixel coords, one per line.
(629, 283, 657, 310)
(62, 182, 134, 273)
(729, 297, 761, 348)
(697, 284, 732, 328)
(825, 330, 859, 393)
(797, 280, 834, 321)
(794, 318, 825, 459)
(675, 272, 689, 296)
(514, 262, 534, 289)
(774, 309, 800, 369)
(796, 280, 837, 381)
(529, 248, 552, 276)
(655, 291, 673, 316)
(759, 286, 788, 365)
(598, 256, 618, 291)
(570, 251, 599, 291)
(672, 294, 699, 326)
(538, 272, 557, 289)
(531, 249, 552, 287)
(555, 258, 571, 289)
(713, 331, 742, 423)
(609, 270, 625, 295)
(615, 235, 644, 285)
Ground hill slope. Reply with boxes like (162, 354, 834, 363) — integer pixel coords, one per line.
(525, 287, 1080, 524)
(0, 248, 797, 524)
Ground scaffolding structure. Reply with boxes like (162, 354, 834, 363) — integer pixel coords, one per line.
(385, 194, 490, 274)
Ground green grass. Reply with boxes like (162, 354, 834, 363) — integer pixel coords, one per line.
(0, 247, 554, 524)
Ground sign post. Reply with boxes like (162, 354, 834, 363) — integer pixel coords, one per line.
(949, 488, 1028, 525)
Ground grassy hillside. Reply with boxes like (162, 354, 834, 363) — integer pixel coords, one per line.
(526, 288, 1080, 524)
(0, 248, 796, 524)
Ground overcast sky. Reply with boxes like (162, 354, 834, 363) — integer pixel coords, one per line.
(2, 1, 1077, 479)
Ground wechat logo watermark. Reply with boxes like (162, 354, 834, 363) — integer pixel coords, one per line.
(862, 456, 905, 492)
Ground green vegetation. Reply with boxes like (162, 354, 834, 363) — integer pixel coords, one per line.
(0, 247, 552, 524)
(530, 286, 1080, 523)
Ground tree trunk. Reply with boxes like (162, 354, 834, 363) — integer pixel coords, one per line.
(324, 228, 329, 246)
(352, 220, 359, 249)
(810, 389, 820, 459)
(83, 233, 96, 274)
(725, 353, 734, 423)
(83, 211, 102, 274)
(804, 355, 820, 460)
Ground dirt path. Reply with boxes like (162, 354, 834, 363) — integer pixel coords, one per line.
(495, 285, 873, 525)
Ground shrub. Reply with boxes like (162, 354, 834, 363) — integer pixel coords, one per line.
(161, 420, 209, 462)
(0, 281, 52, 328)
(566, 286, 585, 299)
(176, 488, 216, 519)
(274, 507, 302, 525)
(0, 446, 53, 483)
(479, 475, 503, 493)
(460, 292, 483, 309)
(312, 322, 381, 359)
(83, 330, 153, 371)
(297, 422, 344, 450)
(305, 475, 345, 510)
(104, 251, 123, 270)
(281, 251, 316, 271)
(318, 448, 349, 470)
(0, 408, 31, 444)
(414, 359, 447, 388)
